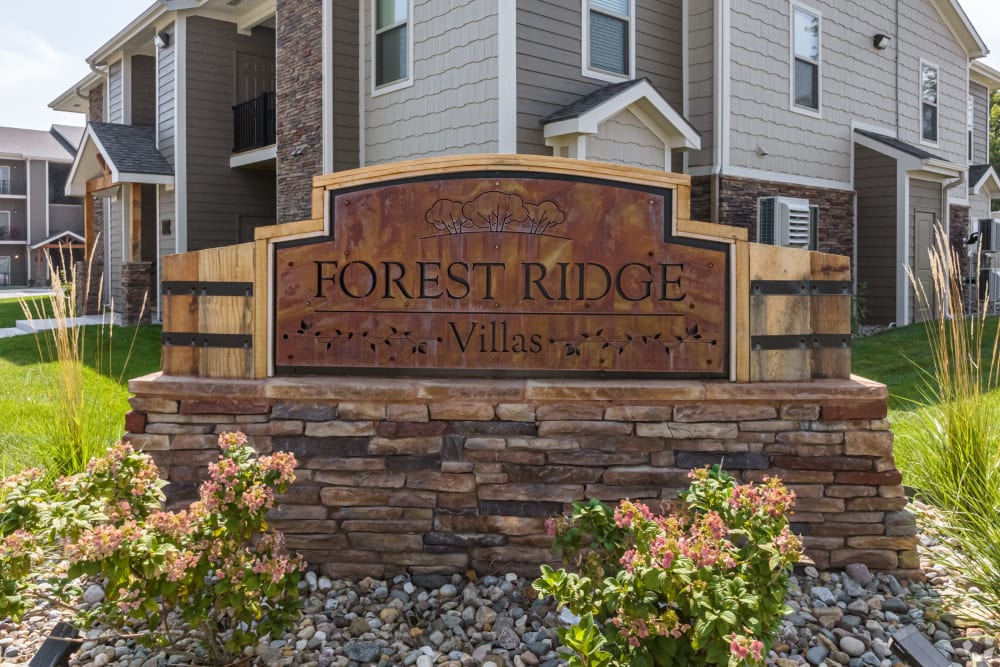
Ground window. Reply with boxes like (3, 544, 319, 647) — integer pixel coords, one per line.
(374, 0, 409, 89)
(584, 0, 633, 80)
(0, 257, 9, 287)
(0, 211, 9, 240)
(0, 166, 9, 195)
(791, 5, 820, 112)
(920, 61, 938, 143)
(968, 94, 975, 162)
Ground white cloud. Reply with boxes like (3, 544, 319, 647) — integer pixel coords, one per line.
(0, 28, 86, 130)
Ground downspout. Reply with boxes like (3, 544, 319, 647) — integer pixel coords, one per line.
(894, 0, 899, 132)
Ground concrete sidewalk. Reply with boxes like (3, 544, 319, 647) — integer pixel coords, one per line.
(0, 290, 124, 340)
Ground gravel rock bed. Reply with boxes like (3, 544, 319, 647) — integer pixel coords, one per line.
(3, 508, 999, 667)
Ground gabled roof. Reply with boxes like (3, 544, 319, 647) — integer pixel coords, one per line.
(970, 164, 1000, 195)
(88, 124, 173, 176)
(30, 231, 86, 251)
(929, 0, 988, 58)
(50, 126, 85, 155)
(853, 129, 963, 178)
(854, 129, 942, 161)
(66, 123, 174, 196)
(542, 78, 701, 151)
(971, 61, 1000, 90)
(0, 126, 79, 162)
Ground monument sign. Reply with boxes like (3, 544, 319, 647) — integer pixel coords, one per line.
(273, 173, 729, 377)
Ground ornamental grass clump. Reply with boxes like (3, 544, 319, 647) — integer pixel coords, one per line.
(16, 239, 146, 478)
(896, 224, 1000, 633)
(0, 432, 303, 665)
(534, 466, 802, 667)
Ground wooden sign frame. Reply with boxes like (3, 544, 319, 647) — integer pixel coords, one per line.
(160, 155, 851, 383)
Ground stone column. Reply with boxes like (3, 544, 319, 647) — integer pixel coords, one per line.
(121, 261, 154, 325)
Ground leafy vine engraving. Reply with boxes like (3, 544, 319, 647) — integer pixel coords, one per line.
(549, 325, 716, 358)
(282, 320, 442, 355)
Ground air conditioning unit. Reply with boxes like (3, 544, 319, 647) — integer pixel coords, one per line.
(979, 219, 1000, 252)
(758, 197, 812, 250)
(989, 268, 1000, 305)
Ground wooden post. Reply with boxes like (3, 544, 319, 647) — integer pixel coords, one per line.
(83, 193, 95, 255)
(129, 184, 142, 262)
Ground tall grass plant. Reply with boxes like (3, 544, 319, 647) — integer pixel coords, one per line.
(16, 242, 146, 479)
(900, 224, 1000, 632)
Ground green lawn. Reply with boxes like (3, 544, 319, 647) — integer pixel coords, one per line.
(0, 296, 161, 473)
(851, 318, 1000, 412)
(0, 295, 54, 328)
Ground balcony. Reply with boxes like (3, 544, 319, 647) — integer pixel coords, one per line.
(0, 228, 21, 241)
(0, 179, 9, 195)
(232, 92, 276, 154)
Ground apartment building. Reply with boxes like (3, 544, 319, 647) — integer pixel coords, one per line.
(0, 125, 85, 287)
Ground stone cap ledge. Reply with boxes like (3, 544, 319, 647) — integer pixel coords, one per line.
(128, 373, 886, 404)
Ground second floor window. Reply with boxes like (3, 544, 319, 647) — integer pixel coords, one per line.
(792, 5, 820, 112)
(0, 166, 9, 195)
(586, 0, 632, 79)
(921, 61, 938, 143)
(375, 0, 409, 88)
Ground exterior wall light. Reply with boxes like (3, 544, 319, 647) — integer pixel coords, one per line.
(873, 34, 891, 50)
(154, 32, 170, 49)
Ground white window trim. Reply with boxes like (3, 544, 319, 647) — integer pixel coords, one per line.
(370, 0, 414, 98)
(919, 58, 940, 148)
(789, 1, 822, 118)
(967, 93, 974, 165)
(581, 0, 636, 83)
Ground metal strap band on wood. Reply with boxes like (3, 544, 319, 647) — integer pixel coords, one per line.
(162, 333, 253, 349)
(751, 334, 851, 351)
(162, 281, 254, 297)
(750, 280, 852, 296)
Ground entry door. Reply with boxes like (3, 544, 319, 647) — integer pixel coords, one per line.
(236, 53, 276, 103)
(913, 210, 936, 323)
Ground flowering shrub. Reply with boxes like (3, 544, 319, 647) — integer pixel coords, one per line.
(0, 432, 303, 665)
(534, 466, 802, 667)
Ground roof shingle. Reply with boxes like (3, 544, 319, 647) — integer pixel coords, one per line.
(90, 123, 173, 176)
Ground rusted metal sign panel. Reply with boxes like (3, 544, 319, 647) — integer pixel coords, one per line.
(274, 174, 729, 377)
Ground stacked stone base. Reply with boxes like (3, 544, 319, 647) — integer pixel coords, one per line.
(121, 261, 154, 325)
(124, 374, 919, 580)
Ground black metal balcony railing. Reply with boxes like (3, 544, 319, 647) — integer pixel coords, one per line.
(0, 228, 17, 240)
(0, 179, 10, 195)
(232, 92, 276, 154)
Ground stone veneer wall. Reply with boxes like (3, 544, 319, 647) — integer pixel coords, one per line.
(687, 175, 856, 263)
(719, 176, 855, 259)
(124, 375, 918, 580)
(949, 204, 972, 286)
(275, 0, 323, 223)
(121, 261, 153, 325)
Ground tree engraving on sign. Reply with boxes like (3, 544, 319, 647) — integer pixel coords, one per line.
(274, 174, 729, 377)
(424, 191, 566, 236)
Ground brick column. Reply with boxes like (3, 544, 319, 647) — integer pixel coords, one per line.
(121, 261, 153, 325)
(276, 0, 323, 223)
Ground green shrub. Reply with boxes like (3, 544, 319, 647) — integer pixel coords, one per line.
(0, 432, 303, 664)
(534, 466, 801, 667)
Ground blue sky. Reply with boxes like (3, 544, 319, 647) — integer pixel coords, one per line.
(0, 0, 997, 132)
